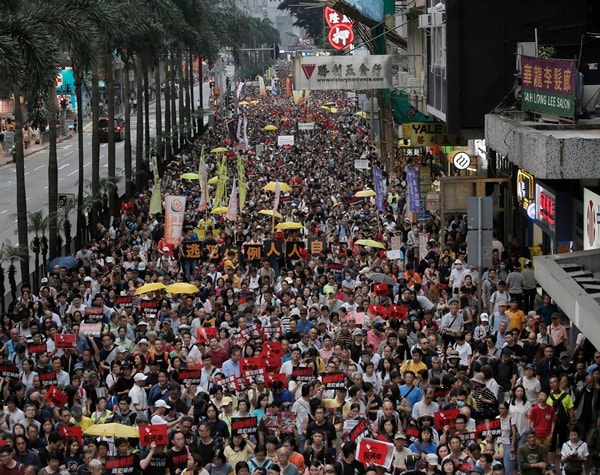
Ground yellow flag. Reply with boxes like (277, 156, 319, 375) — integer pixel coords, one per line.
(237, 154, 247, 211)
(214, 155, 227, 206)
(149, 181, 162, 215)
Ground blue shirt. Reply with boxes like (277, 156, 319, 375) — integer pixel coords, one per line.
(221, 359, 241, 378)
(297, 319, 313, 333)
(400, 384, 422, 409)
(273, 389, 295, 405)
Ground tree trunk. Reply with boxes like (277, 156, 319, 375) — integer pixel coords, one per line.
(198, 59, 203, 135)
(144, 64, 150, 167)
(178, 58, 186, 144)
(123, 60, 133, 198)
(91, 68, 101, 232)
(164, 57, 172, 163)
(48, 91, 59, 258)
(155, 63, 163, 166)
(75, 70, 85, 250)
(13, 95, 29, 282)
(170, 54, 178, 153)
(106, 54, 117, 215)
(188, 52, 195, 137)
(135, 59, 145, 192)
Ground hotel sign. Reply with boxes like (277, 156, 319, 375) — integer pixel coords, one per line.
(521, 56, 577, 120)
(517, 169, 535, 210)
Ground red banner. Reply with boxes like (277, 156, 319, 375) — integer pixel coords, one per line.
(139, 424, 168, 446)
(264, 373, 287, 389)
(80, 322, 102, 337)
(434, 408, 460, 430)
(28, 343, 48, 355)
(0, 364, 19, 379)
(39, 371, 58, 387)
(105, 455, 136, 475)
(388, 304, 408, 321)
(356, 437, 394, 468)
(231, 416, 258, 436)
(55, 334, 76, 349)
(59, 425, 83, 444)
(240, 357, 265, 373)
(178, 367, 202, 385)
(476, 419, 501, 438)
(368, 304, 388, 319)
(291, 367, 314, 382)
(196, 327, 218, 344)
(45, 385, 69, 407)
(349, 418, 371, 442)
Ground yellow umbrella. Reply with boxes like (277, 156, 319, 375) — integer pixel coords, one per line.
(166, 283, 200, 294)
(264, 125, 278, 131)
(85, 423, 139, 438)
(324, 102, 336, 106)
(239, 101, 249, 106)
(208, 176, 219, 185)
(329, 107, 338, 114)
(250, 100, 259, 105)
(319, 106, 330, 112)
(276, 222, 303, 230)
(355, 111, 367, 119)
(211, 147, 228, 154)
(263, 181, 292, 192)
(258, 210, 283, 219)
(134, 282, 166, 296)
(211, 206, 228, 215)
(181, 172, 200, 180)
(355, 189, 376, 198)
(355, 239, 386, 249)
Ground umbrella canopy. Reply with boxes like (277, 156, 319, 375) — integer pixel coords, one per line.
(238, 101, 249, 106)
(263, 125, 278, 131)
(367, 273, 395, 285)
(250, 100, 260, 105)
(319, 105, 330, 111)
(166, 283, 200, 295)
(208, 176, 219, 185)
(211, 206, 228, 215)
(211, 147, 228, 153)
(47, 256, 78, 272)
(355, 111, 367, 119)
(355, 189, 376, 198)
(263, 181, 292, 192)
(180, 172, 200, 180)
(355, 239, 386, 249)
(134, 282, 166, 296)
(329, 107, 338, 114)
(324, 102, 336, 106)
(276, 222, 303, 230)
(258, 210, 283, 219)
(85, 423, 139, 438)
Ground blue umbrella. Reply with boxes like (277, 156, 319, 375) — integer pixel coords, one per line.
(47, 256, 78, 272)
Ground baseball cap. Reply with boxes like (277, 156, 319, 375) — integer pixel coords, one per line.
(353, 329, 363, 337)
(559, 351, 570, 360)
(448, 350, 460, 360)
(470, 467, 484, 474)
(479, 313, 489, 322)
(41, 277, 49, 284)
(526, 363, 535, 370)
(84, 276, 93, 282)
(134, 373, 148, 382)
(163, 246, 169, 252)
(117, 346, 128, 353)
(154, 399, 170, 409)
(426, 454, 439, 466)
(498, 301, 508, 307)
(222, 397, 233, 406)
(138, 338, 149, 345)
(394, 431, 407, 440)
(492, 463, 505, 471)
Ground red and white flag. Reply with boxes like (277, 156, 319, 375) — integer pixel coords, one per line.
(226, 179, 238, 222)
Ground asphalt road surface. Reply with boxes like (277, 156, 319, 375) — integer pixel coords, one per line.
(0, 80, 210, 287)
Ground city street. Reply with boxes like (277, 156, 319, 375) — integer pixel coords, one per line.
(0, 80, 210, 286)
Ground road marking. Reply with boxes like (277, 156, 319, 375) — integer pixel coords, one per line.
(64, 144, 73, 149)
(58, 164, 69, 170)
(1, 210, 6, 214)
(34, 165, 44, 171)
(25, 172, 30, 176)
(43, 186, 48, 190)
(67, 170, 78, 176)
(59, 178, 64, 181)
(64, 151, 74, 156)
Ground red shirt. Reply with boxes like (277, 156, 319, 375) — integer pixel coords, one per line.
(528, 403, 555, 438)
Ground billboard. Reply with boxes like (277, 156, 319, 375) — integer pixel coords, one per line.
(293, 55, 392, 91)
(583, 188, 600, 250)
(520, 56, 577, 120)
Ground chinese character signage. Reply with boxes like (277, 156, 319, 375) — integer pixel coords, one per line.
(583, 188, 600, 250)
(517, 169, 535, 211)
(164, 195, 187, 245)
(405, 122, 466, 146)
(325, 7, 354, 50)
(521, 55, 577, 120)
(293, 55, 393, 91)
(535, 183, 556, 233)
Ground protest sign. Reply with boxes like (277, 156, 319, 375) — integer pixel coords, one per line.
(356, 437, 394, 468)
(139, 424, 168, 446)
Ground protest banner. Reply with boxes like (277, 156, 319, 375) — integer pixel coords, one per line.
(105, 455, 136, 475)
(59, 426, 83, 444)
(45, 385, 69, 407)
(231, 417, 259, 436)
(139, 424, 168, 446)
(356, 437, 394, 468)
(291, 367, 314, 382)
(80, 322, 102, 338)
(264, 373, 287, 389)
(476, 419, 501, 438)
(55, 334, 76, 349)
(115, 296, 133, 307)
(349, 418, 371, 442)
(39, 371, 58, 387)
(322, 372, 346, 390)
(178, 367, 202, 385)
(434, 408, 460, 430)
(281, 412, 296, 433)
(0, 364, 19, 379)
(240, 358, 265, 373)
(196, 327, 218, 344)
(28, 343, 48, 355)
(264, 408, 279, 429)
(84, 307, 104, 322)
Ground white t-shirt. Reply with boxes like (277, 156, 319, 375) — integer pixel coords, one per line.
(128, 384, 148, 415)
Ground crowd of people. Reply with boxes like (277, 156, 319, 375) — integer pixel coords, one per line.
(0, 60, 598, 475)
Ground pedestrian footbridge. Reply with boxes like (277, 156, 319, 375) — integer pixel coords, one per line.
(534, 249, 600, 351)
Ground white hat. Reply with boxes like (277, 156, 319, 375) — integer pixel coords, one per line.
(84, 276, 93, 282)
(138, 338, 149, 345)
(41, 277, 49, 284)
(154, 399, 170, 409)
(162, 246, 169, 252)
(134, 373, 148, 382)
(480, 313, 489, 322)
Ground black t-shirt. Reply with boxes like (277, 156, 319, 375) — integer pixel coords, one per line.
(138, 451, 167, 475)
(197, 439, 216, 466)
(335, 458, 365, 475)
(306, 420, 337, 448)
(285, 330, 301, 345)
(113, 375, 135, 396)
(166, 447, 189, 474)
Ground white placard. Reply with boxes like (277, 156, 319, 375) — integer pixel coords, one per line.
(354, 159, 370, 170)
(277, 135, 295, 146)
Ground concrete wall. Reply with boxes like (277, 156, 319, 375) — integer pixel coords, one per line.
(485, 114, 600, 180)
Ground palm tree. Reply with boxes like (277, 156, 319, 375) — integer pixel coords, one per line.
(2, 244, 27, 303)
(27, 210, 49, 288)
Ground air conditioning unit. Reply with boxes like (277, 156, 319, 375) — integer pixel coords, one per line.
(431, 11, 445, 26)
(398, 72, 410, 88)
(408, 77, 421, 89)
(418, 14, 431, 28)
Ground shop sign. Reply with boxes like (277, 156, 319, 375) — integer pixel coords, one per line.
(517, 169, 535, 210)
(521, 55, 577, 120)
(0, 99, 14, 116)
(583, 188, 600, 250)
(535, 183, 555, 233)
(401, 122, 466, 146)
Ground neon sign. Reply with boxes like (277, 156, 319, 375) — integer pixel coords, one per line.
(535, 183, 555, 232)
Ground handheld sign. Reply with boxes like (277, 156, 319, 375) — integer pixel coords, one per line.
(139, 424, 168, 446)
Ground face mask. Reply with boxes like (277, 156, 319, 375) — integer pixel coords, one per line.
(457, 400, 465, 407)
(500, 265, 506, 270)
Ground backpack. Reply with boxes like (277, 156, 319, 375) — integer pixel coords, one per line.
(549, 392, 569, 426)
(486, 279, 498, 295)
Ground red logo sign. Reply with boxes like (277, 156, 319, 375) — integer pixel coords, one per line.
(301, 64, 316, 80)
(139, 424, 168, 446)
(324, 7, 353, 27)
(328, 25, 354, 50)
